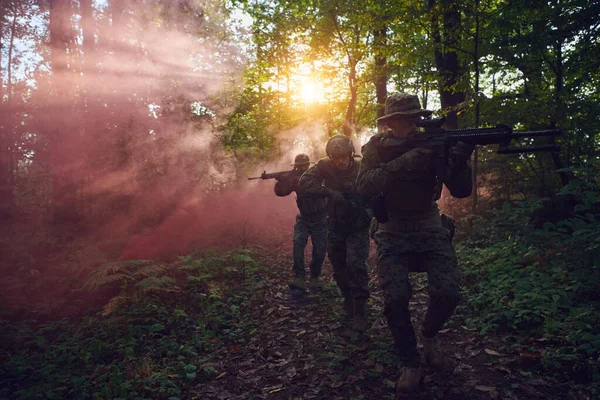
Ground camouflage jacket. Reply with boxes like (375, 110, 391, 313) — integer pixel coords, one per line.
(274, 170, 327, 217)
(298, 158, 370, 231)
(357, 132, 472, 219)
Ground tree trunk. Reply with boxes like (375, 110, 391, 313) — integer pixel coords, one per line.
(429, 0, 466, 129)
(80, 0, 95, 118)
(552, 35, 569, 187)
(49, 0, 80, 231)
(471, 0, 481, 212)
(0, 6, 19, 216)
(343, 61, 357, 136)
(374, 26, 387, 131)
(429, 0, 468, 207)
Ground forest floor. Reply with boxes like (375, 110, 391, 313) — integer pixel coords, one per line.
(186, 246, 588, 400)
(1, 241, 592, 400)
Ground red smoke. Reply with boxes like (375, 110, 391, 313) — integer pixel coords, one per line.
(119, 181, 299, 260)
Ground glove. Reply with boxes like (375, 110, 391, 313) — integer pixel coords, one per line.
(328, 190, 345, 203)
(386, 147, 433, 172)
(450, 141, 475, 162)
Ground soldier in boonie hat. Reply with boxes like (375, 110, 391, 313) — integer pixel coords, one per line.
(377, 93, 433, 122)
(357, 92, 474, 394)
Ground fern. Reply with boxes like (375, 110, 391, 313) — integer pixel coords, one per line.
(134, 264, 166, 277)
(85, 272, 131, 289)
(85, 260, 157, 289)
(177, 260, 204, 271)
(102, 295, 129, 316)
(99, 260, 155, 273)
(135, 276, 176, 291)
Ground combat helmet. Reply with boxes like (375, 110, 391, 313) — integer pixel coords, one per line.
(292, 153, 310, 167)
(326, 135, 355, 158)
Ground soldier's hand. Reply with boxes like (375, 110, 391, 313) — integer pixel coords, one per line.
(450, 141, 475, 163)
(386, 148, 433, 172)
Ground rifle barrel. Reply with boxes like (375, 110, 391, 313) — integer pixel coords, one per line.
(498, 144, 561, 154)
(512, 129, 561, 138)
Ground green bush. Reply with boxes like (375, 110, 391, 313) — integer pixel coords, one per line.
(457, 171, 599, 386)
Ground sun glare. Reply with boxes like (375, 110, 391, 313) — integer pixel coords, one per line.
(299, 76, 324, 104)
(298, 74, 325, 104)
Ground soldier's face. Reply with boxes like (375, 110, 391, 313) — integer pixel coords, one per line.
(296, 164, 309, 173)
(386, 116, 419, 138)
(331, 154, 351, 170)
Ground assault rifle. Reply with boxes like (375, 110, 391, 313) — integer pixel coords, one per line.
(247, 170, 294, 180)
(381, 117, 560, 157)
(379, 117, 561, 178)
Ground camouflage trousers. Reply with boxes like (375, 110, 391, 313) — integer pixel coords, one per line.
(327, 228, 370, 300)
(293, 213, 328, 279)
(374, 223, 460, 367)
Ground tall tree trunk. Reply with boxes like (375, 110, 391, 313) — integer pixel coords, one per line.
(80, 0, 95, 119)
(373, 25, 387, 131)
(343, 61, 357, 136)
(0, 6, 18, 216)
(552, 34, 569, 186)
(49, 0, 79, 232)
(471, 0, 480, 212)
(429, 0, 468, 206)
(429, 0, 466, 130)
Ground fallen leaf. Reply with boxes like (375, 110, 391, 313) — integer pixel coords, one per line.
(475, 385, 497, 392)
(528, 378, 549, 386)
(215, 371, 227, 380)
(493, 365, 512, 375)
(484, 348, 506, 357)
(468, 349, 482, 357)
(226, 344, 241, 353)
(519, 352, 542, 360)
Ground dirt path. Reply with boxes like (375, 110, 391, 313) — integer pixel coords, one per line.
(190, 248, 584, 400)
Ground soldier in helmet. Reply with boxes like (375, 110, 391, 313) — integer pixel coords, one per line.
(298, 135, 371, 332)
(357, 93, 474, 394)
(274, 153, 328, 291)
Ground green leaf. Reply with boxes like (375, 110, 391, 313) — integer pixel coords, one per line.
(148, 324, 165, 332)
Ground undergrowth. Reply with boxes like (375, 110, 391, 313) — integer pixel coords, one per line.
(0, 248, 264, 400)
(456, 169, 600, 396)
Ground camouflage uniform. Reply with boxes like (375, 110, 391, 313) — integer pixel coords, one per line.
(275, 170, 327, 281)
(357, 131, 472, 367)
(298, 158, 371, 302)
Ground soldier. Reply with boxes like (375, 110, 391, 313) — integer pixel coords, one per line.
(274, 154, 328, 291)
(356, 93, 474, 394)
(298, 136, 371, 332)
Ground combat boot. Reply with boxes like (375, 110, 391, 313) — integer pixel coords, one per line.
(422, 335, 444, 370)
(351, 299, 368, 332)
(289, 277, 307, 291)
(395, 365, 422, 395)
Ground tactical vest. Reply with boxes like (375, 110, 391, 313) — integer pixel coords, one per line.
(285, 171, 327, 217)
(317, 159, 371, 231)
(371, 133, 443, 217)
